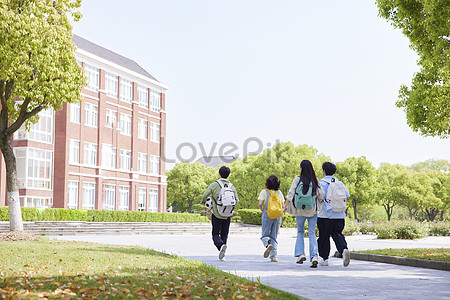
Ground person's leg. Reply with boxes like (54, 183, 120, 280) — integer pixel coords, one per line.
(211, 214, 224, 250)
(260, 213, 271, 247)
(269, 217, 281, 259)
(294, 216, 306, 257)
(307, 214, 318, 260)
(219, 216, 231, 245)
(331, 218, 348, 254)
(317, 217, 332, 260)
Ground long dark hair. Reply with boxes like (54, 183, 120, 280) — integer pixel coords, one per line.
(299, 160, 319, 195)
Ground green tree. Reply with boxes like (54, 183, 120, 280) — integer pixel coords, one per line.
(336, 157, 377, 221)
(410, 159, 450, 172)
(423, 170, 448, 221)
(0, 0, 84, 231)
(376, 0, 450, 138)
(166, 162, 216, 213)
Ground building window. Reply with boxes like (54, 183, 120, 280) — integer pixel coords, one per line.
(70, 102, 80, 123)
(84, 102, 98, 128)
(15, 147, 53, 190)
(138, 153, 147, 173)
(105, 72, 118, 98)
(82, 182, 96, 210)
(150, 155, 159, 175)
(83, 142, 98, 166)
(150, 90, 161, 112)
(69, 139, 80, 164)
(138, 188, 146, 212)
(149, 189, 158, 212)
(119, 149, 131, 171)
(106, 109, 117, 128)
(68, 181, 79, 209)
(15, 108, 53, 143)
(119, 113, 132, 136)
(138, 118, 148, 140)
(104, 184, 115, 210)
(120, 78, 132, 103)
(84, 64, 99, 91)
(102, 144, 116, 169)
(150, 122, 160, 143)
(119, 186, 129, 211)
(138, 85, 148, 108)
(20, 197, 52, 208)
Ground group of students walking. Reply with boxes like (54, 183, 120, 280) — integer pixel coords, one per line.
(202, 161, 351, 268)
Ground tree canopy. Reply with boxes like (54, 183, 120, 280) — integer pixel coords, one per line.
(376, 0, 450, 138)
(0, 0, 85, 231)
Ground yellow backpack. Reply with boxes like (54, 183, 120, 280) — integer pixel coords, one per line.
(265, 189, 283, 219)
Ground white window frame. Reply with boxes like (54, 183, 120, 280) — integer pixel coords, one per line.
(120, 78, 132, 103)
(101, 144, 117, 169)
(82, 182, 96, 210)
(84, 64, 99, 91)
(138, 118, 148, 140)
(15, 147, 53, 190)
(150, 90, 161, 112)
(119, 186, 130, 211)
(119, 149, 131, 171)
(104, 184, 116, 210)
(138, 152, 147, 173)
(138, 85, 149, 108)
(84, 102, 98, 128)
(68, 181, 79, 209)
(70, 102, 80, 124)
(20, 197, 53, 208)
(105, 72, 118, 98)
(138, 188, 146, 212)
(150, 122, 160, 143)
(149, 189, 158, 212)
(105, 109, 117, 128)
(150, 155, 159, 175)
(83, 142, 98, 166)
(15, 108, 53, 144)
(69, 139, 80, 164)
(119, 113, 132, 136)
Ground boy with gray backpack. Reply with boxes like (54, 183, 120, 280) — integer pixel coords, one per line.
(202, 166, 239, 261)
(317, 162, 351, 267)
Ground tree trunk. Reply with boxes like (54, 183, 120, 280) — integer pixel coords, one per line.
(352, 198, 358, 221)
(0, 136, 23, 231)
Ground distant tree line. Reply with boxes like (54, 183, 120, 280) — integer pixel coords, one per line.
(167, 142, 449, 222)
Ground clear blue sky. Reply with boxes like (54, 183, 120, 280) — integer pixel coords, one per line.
(72, 0, 449, 168)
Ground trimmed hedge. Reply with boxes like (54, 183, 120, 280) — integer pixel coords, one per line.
(0, 207, 209, 223)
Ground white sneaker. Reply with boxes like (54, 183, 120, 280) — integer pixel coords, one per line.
(310, 257, 318, 268)
(296, 255, 306, 264)
(219, 244, 227, 260)
(343, 249, 350, 267)
(319, 259, 328, 266)
(264, 243, 273, 258)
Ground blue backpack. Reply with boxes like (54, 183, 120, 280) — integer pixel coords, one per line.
(293, 180, 316, 210)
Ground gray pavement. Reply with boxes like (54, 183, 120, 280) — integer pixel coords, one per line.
(54, 232, 450, 300)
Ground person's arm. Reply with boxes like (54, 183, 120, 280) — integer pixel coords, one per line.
(258, 189, 266, 212)
(202, 183, 213, 203)
(284, 178, 298, 212)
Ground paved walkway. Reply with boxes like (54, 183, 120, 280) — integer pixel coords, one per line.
(54, 232, 450, 300)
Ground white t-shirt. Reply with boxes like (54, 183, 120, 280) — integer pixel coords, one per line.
(258, 189, 285, 203)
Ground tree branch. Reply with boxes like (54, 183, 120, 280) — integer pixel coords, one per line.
(7, 99, 48, 135)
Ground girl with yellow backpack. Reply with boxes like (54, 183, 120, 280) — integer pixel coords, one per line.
(258, 175, 284, 262)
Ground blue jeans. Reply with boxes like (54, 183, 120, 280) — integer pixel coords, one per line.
(295, 214, 318, 261)
(261, 212, 281, 258)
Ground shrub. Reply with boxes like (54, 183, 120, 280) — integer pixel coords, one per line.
(377, 221, 429, 239)
(428, 222, 450, 236)
(238, 209, 261, 225)
(0, 207, 208, 223)
(359, 222, 380, 235)
(343, 220, 360, 236)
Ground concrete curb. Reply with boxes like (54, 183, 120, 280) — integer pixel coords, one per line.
(350, 252, 450, 271)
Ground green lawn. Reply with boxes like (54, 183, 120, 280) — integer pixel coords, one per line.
(0, 239, 300, 299)
(357, 248, 450, 262)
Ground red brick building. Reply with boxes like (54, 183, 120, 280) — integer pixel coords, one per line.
(0, 35, 168, 212)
